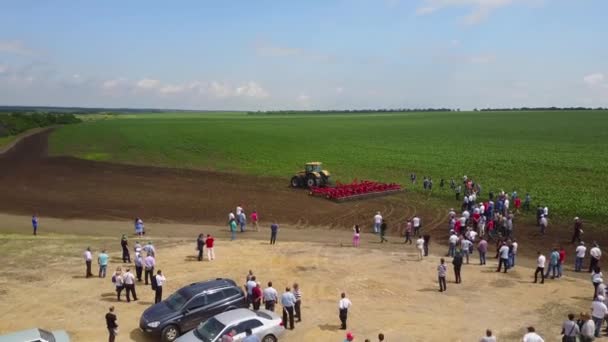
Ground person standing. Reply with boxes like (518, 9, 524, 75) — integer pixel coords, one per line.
(112, 267, 124, 301)
(496, 243, 509, 273)
(416, 236, 425, 261)
(154, 270, 165, 304)
(251, 210, 259, 232)
(134, 217, 144, 237)
(229, 219, 237, 241)
(246, 276, 257, 308)
(523, 193, 531, 212)
(561, 313, 580, 342)
(144, 253, 155, 285)
(423, 234, 431, 256)
(353, 225, 361, 247)
(534, 251, 546, 284)
(461, 238, 472, 264)
(121, 235, 131, 263)
(293, 283, 302, 322)
(592, 267, 603, 299)
(558, 246, 566, 278)
(448, 231, 458, 257)
(252, 282, 263, 311)
(32, 214, 38, 236)
(143, 241, 156, 258)
(263, 281, 278, 312)
(270, 222, 279, 245)
(98, 249, 109, 278)
(591, 296, 608, 337)
(238, 211, 247, 232)
(134, 252, 143, 282)
(378, 333, 385, 342)
(545, 248, 560, 279)
(575, 242, 587, 272)
(572, 217, 583, 244)
(379, 220, 388, 243)
(403, 221, 412, 244)
(105, 306, 118, 342)
(522, 326, 544, 342)
(438, 258, 447, 292)
(84, 247, 93, 278)
(479, 329, 496, 342)
(196, 234, 205, 261)
(338, 292, 352, 330)
(123, 268, 137, 302)
(281, 287, 296, 330)
(590, 243, 602, 273)
(453, 252, 463, 284)
(540, 215, 548, 235)
(510, 240, 518, 268)
(580, 312, 596, 342)
(478, 237, 488, 265)
(412, 215, 421, 236)
(373, 212, 382, 234)
(206, 234, 215, 260)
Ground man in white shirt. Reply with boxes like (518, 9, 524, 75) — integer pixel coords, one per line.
(154, 270, 166, 304)
(416, 236, 425, 261)
(412, 216, 421, 235)
(461, 238, 473, 264)
(144, 254, 155, 285)
(236, 205, 243, 217)
(522, 326, 544, 342)
(373, 212, 382, 234)
(510, 240, 518, 268)
(338, 292, 352, 330)
(263, 281, 278, 312)
(539, 215, 548, 235)
(543, 206, 549, 217)
(123, 268, 137, 302)
(534, 251, 546, 284)
(590, 243, 602, 272)
(479, 203, 485, 215)
(479, 329, 496, 342)
(575, 242, 587, 272)
(496, 243, 509, 273)
(448, 232, 459, 257)
(281, 287, 296, 330)
(591, 296, 608, 337)
(246, 276, 257, 308)
(84, 247, 93, 278)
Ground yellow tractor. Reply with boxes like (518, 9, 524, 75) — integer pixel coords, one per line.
(291, 162, 331, 188)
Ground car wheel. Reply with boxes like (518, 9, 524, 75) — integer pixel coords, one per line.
(161, 324, 180, 342)
(262, 335, 277, 342)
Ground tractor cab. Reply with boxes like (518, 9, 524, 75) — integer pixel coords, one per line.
(305, 162, 323, 173)
(291, 162, 331, 188)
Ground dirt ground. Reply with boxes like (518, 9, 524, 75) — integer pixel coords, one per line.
(0, 215, 595, 342)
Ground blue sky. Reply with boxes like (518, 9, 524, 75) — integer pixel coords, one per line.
(0, 0, 606, 110)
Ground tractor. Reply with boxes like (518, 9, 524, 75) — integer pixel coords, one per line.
(291, 162, 331, 188)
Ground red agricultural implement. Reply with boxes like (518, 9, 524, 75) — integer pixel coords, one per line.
(309, 179, 403, 202)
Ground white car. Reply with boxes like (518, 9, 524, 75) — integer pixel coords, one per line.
(0, 328, 70, 342)
(176, 308, 284, 342)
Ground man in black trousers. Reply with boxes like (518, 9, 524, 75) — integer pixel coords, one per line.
(197, 234, 205, 261)
(123, 268, 138, 302)
(105, 306, 118, 342)
(338, 292, 352, 330)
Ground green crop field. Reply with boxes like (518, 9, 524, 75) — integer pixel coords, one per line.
(49, 111, 608, 222)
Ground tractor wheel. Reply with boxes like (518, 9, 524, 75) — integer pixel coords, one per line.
(321, 175, 331, 187)
(306, 175, 319, 188)
(291, 176, 301, 188)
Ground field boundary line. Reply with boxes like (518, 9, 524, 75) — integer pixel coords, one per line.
(0, 126, 54, 155)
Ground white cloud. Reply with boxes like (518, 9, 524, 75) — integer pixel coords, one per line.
(136, 78, 161, 89)
(102, 78, 128, 90)
(0, 40, 35, 55)
(235, 81, 269, 98)
(159, 84, 185, 95)
(254, 41, 335, 63)
(297, 94, 310, 102)
(416, 0, 516, 25)
(583, 73, 606, 87)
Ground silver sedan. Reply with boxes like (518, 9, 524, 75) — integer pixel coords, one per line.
(176, 308, 284, 342)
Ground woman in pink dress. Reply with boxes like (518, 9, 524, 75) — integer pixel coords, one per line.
(352, 225, 361, 247)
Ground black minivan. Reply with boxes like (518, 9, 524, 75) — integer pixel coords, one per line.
(140, 278, 247, 341)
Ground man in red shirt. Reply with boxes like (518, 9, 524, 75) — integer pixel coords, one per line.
(205, 234, 215, 261)
(514, 197, 522, 213)
(558, 246, 566, 278)
(252, 282, 263, 310)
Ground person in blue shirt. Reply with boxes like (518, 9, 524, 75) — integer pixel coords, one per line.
(545, 248, 560, 279)
(242, 328, 260, 342)
(270, 222, 279, 245)
(32, 214, 38, 236)
(98, 250, 109, 278)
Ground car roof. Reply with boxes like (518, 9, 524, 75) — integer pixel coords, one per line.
(182, 278, 238, 296)
(0, 328, 61, 342)
(214, 309, 258, 324)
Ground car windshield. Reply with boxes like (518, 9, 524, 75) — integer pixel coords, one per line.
(194, 318, 226, 342)
(165, 289, 190, 310)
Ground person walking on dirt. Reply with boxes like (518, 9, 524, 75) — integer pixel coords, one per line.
(496, 242, 509, 273)
(196, 234, 205, 261)
(228, 211, 235, 222)
(112, 267, 124, 301)
(263, 281, 278, 312)
(423, 234, 431, 256)
(412, 215, 421, 236)
(134, 217, 144, 237)
(461, 238, 472, 264)
(416, 236, 424, 260)
(251, 210, 259, 232)
(84, 247, 93, 278)
(379, 220, 388, 243)
(590, 243, 602, 273)
(144, 253, 155, 285)
(98, 249, 109, 278)
(453, 251, 463, 284)
(105, 306, 118, 342)
(561, 313, 580, 342)
(572, 217, 583, 244)
(123, 268, 137, 302)
(229, 218, 237, 241)
(545, 248, 560, 279)
(154, 270, 165, 304)
(522, 326, 544, 342)
(437, 258, 447, 292)
(120, 235, 130, 263)
(591, 296, 608, 337)
(403, 220, 412, 244)
(448, 231, 458, 257)
(134, 252, 143, 281)
(353, 225, 361, 247)
(143, 241, 155, 258)
(539, 215, 548, 235)
(373, 212, 382, 234)
(270, 222, 278, 245)
(293, 283, 302, 322)
(252, 282, 263, 311)
(206, 234, 215, 260)
(480, 329, 496, 342)
(238, 211, 247, 232)
(478, 237, 488, 265)
(558, 246, 566, 277)
(534, 251, 546, 284)
(338, 292, 352, 330)
(281, 287, 296, 330)
(134, 241, 142, 254)
(575, 242, 587, 272)
(31, 214, 38, 236)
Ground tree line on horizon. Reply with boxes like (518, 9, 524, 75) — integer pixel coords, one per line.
(248, 106, 606, 115)
(0, 112, 81, 138)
